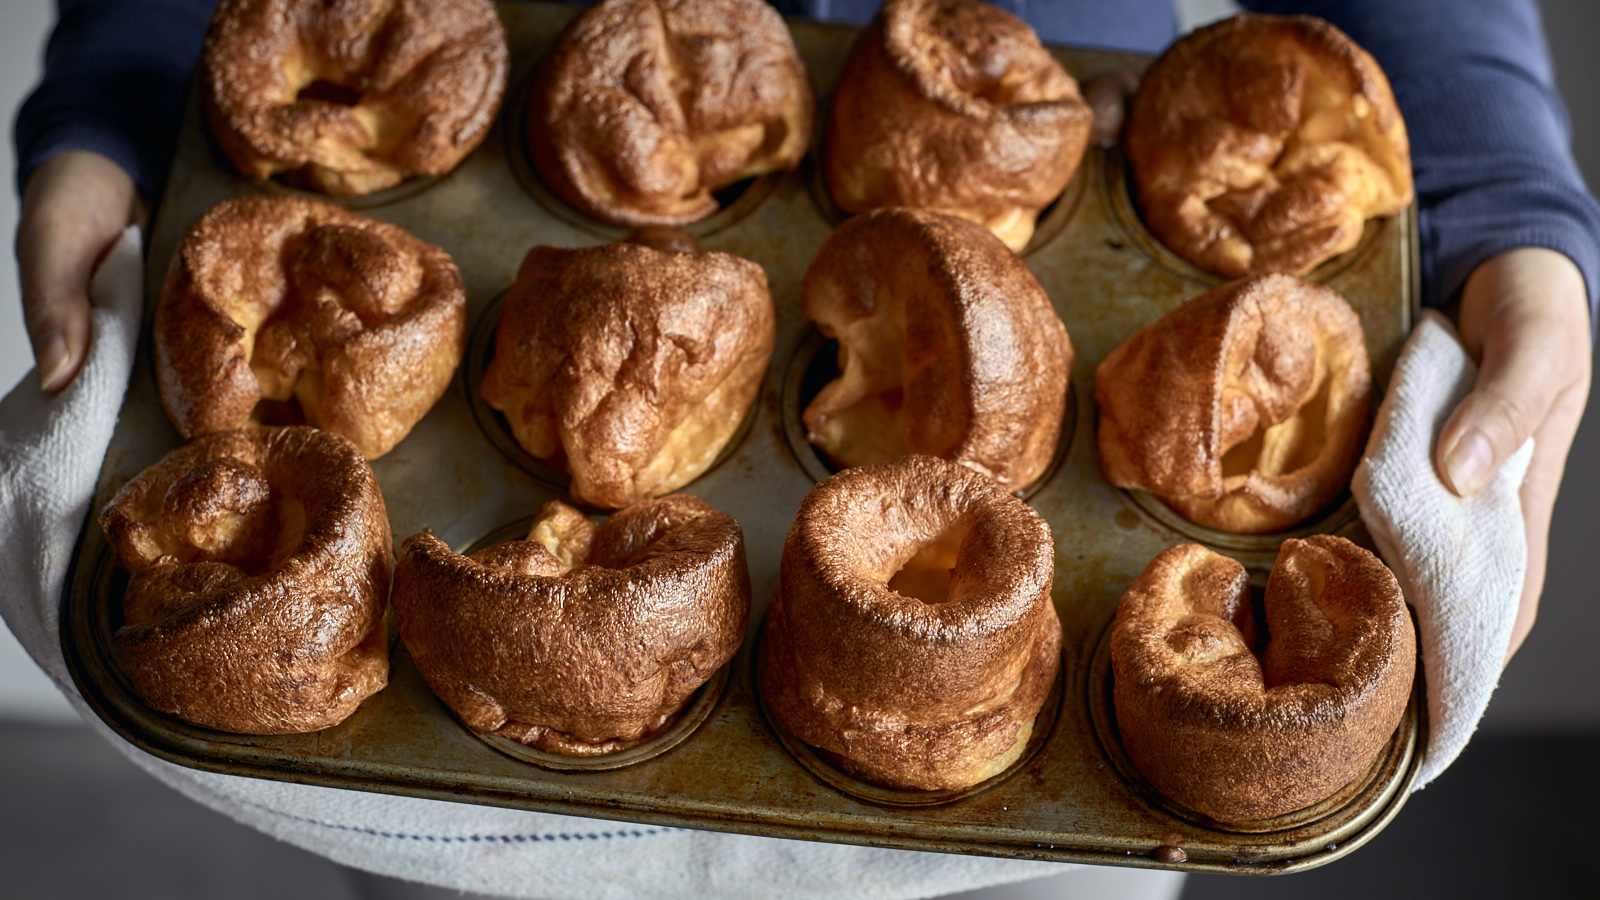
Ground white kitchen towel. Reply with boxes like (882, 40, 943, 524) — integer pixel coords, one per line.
(0, 228, 1119, 899)
(1353, 310, 1533, 789)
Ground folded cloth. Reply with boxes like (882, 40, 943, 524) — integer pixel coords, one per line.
(1353, 310, 1533, 789)
(0, 226, 1107, 899)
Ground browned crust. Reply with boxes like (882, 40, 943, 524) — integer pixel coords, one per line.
(802, 207, 1072, 492)
(1110, 538, 1415, 822)
(823, 0, 1092, 251)
(155, 194, 467, 460)
(479, 239, 776, 509)
(528, 0, 815, 226)
(391, 495, 751, 754)
(1124, 13, 1413, 277)
(97, 427, 391, 735)
(759, 455, 1062, 790)
(1094, 273, 1371, 534)
(202, 0, 507, 196)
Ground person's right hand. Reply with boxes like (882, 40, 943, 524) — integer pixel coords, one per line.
(16, 149, 144, 393)
(1434, 246, 1594, 662)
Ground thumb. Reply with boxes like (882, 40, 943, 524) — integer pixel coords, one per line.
(18, 208, 98, 394)
(1435, 249, 1586, 496)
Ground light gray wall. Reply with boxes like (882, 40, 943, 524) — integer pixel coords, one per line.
(0, 0, 75, 723)
(0, 2, 47, 398)
(0, 0, 1595, 730)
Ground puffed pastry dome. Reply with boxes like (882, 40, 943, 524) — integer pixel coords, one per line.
(529, 0, 814, 226)
(1111, 538, 1414, 822)
(203, 0, 508, 195)
(480, 231, 775, 509)
(803, 207, 1072, 492)
(155, 194, 467, 460)
(1124, 13, 1412, 277)
(98, 427, 392, 735)
(1095, 273, 1372, 534)
(393, 495, 751, 755)
(824, 0, 1093, 251)
(759, 455, 1062, 791)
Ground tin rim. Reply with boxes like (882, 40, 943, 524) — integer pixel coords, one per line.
(1100, 145, 1390, 287)
(1113, 487, 1362, 564)
(463, 290, 761, 507)
(247, 170, 447, 210)
(778, 326, 1075, 500)
(502, 68, 784, 240)
(754, 608, 1066, 808)
(1086, 609, 1420, 835)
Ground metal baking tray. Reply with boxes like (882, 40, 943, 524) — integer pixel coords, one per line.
(61, 2, 1422, 874)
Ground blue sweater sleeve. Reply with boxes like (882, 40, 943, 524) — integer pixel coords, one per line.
(13, 0, 216, 200)
(1242, 0, 1600, 328)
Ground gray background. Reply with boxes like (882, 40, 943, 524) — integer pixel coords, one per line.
(1, 0, 1596, 897)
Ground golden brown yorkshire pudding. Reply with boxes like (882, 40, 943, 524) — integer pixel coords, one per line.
(1095, 274, 1371, 534)
(803, 207, 1072, 492)
(823, 0, 1093, 251)
(97, 427, 391, 735)
(1111, 538, 1414, 822)
(155, 195, 467, 460)
(1124, 14, 1413, 277)
(480, 233, 775, 509)
(392, 495, 751, 754)
(528, 0, 814, 227)
(202, 0, 508, 196)
(759, 455, 1062, 791)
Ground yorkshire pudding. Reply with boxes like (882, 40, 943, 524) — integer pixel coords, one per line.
(528, 0, 814, 227)
(1110, 538, 1414, 822)
(392, 495, 751, 754)
(823, 0, 1092, 251)
(803, 207, 1071, 492)
(759, 455, 1062, 790)
(97, 427, 391, 734)
(202, 0, 508, 196)
(155, 194, 467, 460)
(1124, 13, 1412, 277)
(1095, 274, 1371, 534)
(480, 232, 775, 508)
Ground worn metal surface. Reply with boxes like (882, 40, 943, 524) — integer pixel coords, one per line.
(61, 2, 1422, 873)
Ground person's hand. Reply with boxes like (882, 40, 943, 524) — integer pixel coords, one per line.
(15, 149, 145, 393)
(1435, 246, 1593, 661)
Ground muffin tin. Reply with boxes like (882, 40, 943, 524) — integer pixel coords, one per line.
(61, 2, 1422, 874)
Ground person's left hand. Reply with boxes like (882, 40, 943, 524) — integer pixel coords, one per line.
(1433, 246, 1593, 662)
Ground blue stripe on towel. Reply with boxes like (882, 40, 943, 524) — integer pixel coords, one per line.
(245, 801, 678, 843)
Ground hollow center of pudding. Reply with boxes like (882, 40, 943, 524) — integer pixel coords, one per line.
(159, 457, 279, 571)
(1164, 570, 1269, 667)
(525, 501, 597, 573)
(243, 224, 422, 421)
(887, 522, 972, 605)
(805, 300, 956, 468)
(297, 79, 363, 107)
(1244, 580, 1269, 656)
(1200, 60, 1403, 239)
(1220, 374, 1332, 480)
(1279, 68, 1398, 196)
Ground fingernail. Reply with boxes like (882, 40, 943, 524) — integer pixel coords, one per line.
(37, 332, 71, 393)
(1445, 430, 1494, 496)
